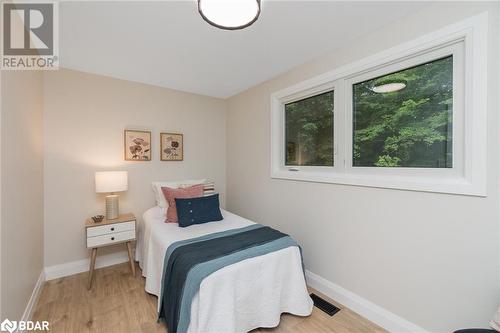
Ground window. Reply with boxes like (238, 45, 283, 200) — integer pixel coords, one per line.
(352, 56, 453, 168)
(271, 13, 487, 196)
(285, 90, 334, 166)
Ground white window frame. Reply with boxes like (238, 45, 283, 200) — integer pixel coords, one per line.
(270, 13, 488, 196)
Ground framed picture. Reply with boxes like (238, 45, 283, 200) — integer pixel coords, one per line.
(160, 133, 183, 161)
(124, 130, 151, 161)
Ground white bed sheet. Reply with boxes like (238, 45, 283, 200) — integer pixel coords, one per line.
(136, 206, 313, 333)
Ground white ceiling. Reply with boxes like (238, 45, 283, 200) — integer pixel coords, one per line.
(60, 1, 427, 98)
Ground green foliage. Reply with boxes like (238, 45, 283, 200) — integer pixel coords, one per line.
(285, 91, 334, 166)
(375, 155, 401, 167)
(284, 56, 453, 168)
(353, 56, 453, 168)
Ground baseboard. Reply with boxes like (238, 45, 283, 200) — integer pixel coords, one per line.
(16, 271, 45, 333)
(44, 250, 129, 280)
(305, 270, 430, 333)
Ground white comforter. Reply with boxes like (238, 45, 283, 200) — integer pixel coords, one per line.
(136, 206, 313, 333)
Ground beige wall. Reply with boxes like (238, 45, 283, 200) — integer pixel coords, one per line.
(226, 3, 500, 332)
(0, 71, 44, 321)
(43, 69, 227, 267)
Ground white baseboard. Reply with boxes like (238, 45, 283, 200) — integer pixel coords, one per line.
(16, 271, 45, 333)
(44, 250, 129, 281)
(305, 270, 430, 333)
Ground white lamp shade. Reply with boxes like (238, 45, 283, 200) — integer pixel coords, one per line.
(95, 171, 128, 193)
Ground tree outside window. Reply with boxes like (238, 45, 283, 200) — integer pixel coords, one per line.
(353, 56, 453, 168)
(285, 91, 334, 166)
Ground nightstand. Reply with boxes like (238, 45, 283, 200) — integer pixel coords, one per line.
(85, 213, 136, 289)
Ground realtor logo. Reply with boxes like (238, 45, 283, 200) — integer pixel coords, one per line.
(0, 319, 16, 333)
(1, 1, 59, 70)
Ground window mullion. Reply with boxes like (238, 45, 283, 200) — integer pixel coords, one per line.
(334, 79, 348, 173)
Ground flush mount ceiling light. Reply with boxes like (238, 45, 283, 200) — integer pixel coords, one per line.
(371, 76, 407, 93)
(372, 82, 407, 93)
(198, 0, 261, 30)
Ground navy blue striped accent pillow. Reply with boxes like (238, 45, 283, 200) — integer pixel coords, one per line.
(175, 194, 223, 227)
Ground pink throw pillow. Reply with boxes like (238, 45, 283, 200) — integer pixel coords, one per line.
(161, 185, 204, 223)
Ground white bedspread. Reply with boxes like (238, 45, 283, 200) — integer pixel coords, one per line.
(136, 206, 313, 333)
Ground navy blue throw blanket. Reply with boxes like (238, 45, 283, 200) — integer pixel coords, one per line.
(159, 225, 288, 333)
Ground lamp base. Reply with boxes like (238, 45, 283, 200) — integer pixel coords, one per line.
(105, 194, 119, 220)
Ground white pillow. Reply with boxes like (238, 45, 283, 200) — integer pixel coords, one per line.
(152, 179, 207, 208)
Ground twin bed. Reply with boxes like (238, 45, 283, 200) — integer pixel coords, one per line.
(136, 205, 313, 333)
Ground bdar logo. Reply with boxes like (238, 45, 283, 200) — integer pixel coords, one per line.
(0, 319, 17, 333)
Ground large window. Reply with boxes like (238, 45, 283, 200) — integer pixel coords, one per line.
(285, 90, 334, 166)
(271, 14, 488, 196)
(352, 56, 453, 168)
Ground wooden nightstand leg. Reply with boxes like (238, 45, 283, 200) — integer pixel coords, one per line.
(126, 241, 135, 276)
(88, 248, 97, 290)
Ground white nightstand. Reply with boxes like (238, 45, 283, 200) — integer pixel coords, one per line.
(85, 213, 136, 289)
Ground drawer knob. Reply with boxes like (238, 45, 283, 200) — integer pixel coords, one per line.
(111, 237, 115, 241)
(111, 227, 115, 231)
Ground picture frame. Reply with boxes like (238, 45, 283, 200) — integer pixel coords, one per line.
(124, 130, 151, 161)
(160, 133, 183, 161)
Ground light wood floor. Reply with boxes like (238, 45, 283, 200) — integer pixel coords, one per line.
(32, 262, 387, 333)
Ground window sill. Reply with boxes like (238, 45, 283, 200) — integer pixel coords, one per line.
(271, 169, 486, 197)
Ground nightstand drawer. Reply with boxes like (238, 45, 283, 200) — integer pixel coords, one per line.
(87, 229, 135, 248)
(86, 221, 135, 237)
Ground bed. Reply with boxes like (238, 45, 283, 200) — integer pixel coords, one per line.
(136, 206, 313, 333)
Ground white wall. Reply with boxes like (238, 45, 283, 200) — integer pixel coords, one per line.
(495, 3, 500, 311)
(0, 71, 44, 321)
(226, 3, 500, 332)
(43, 69, 227, 267)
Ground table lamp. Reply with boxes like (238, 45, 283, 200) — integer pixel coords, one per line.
(95, 171, 128, 220)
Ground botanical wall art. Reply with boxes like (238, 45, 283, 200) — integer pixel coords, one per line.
(124, 130, 151, 161)
(160, 133, 183, 161)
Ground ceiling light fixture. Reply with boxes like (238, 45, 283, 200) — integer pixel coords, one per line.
(371, 77, 407, 93)
(198, 0, 261, 30)
(372, 82, 407, 93)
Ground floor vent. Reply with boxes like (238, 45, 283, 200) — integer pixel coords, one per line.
(310, 293, 341, 316)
